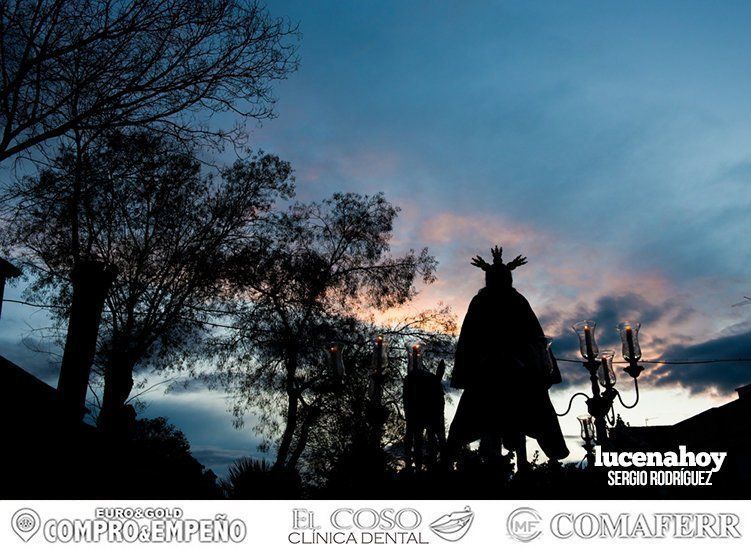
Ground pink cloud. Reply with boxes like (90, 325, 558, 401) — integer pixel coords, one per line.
(384, 210, 707, 360)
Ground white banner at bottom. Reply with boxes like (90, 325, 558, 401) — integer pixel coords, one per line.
(1, 500, 748, 548)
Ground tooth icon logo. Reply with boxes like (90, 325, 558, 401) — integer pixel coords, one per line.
(429, 506, 474, 542)
(12, 508, 40, 542)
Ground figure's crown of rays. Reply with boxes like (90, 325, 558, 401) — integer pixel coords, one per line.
(470, 244, 528, 272)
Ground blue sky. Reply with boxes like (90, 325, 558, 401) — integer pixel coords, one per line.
(242, 1, 751, 385)
(4, 0, 751, 474)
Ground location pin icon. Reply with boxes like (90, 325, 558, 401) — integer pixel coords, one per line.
(12, 508, 40, 542)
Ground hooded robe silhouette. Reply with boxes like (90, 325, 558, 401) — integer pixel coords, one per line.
(448, 246, 569, 461)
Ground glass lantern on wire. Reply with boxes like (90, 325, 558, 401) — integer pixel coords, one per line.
(617, 321, 642, 362)
(578, 414, 596, 444)
(572, 320, 599, 361)
(597, 349, 616, 388)
(541, 336, 555, 378)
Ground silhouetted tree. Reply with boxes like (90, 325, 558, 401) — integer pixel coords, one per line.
(123, 416, 220, 497)
(0, 0, 298, 163)
(213, 193, 438, 472)
(1, 130, 294, 432)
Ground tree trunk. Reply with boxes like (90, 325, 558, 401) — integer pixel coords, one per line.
(274, 393, 298, 470)
(274, 353, 299, 470)
(57, 260, 115, 422)
(287, 406, 319, 470)
(99, 350, 137, 437)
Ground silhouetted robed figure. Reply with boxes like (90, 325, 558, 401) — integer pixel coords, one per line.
(448, 246, 569, 467)
(403, 359, 447, 471)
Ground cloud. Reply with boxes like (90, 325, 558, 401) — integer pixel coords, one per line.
(138, 386, 268, 475)
(649, 324, 751, 396)
(543, 291, 697, 389)
(418, 212, 541, 250)
(543, 292, 695, 351)
(543, 298, 751, 397)
(0, 335, 60, 386)
(396, 207, 698, 333)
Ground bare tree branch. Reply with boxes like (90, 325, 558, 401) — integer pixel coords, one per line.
(0, 0, 299, 163)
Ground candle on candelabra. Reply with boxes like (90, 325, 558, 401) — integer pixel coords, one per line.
(578, 414, 596, 443)
(328, 344, 345, 377)
(368, 336, 387, 400)
(578, 414, 597, 468)
(374, 335, 384, 373)
(329, 345, 337, 366)
(617, 321, 642, 368)
(573, 320, 599, 361)
(598, 349, 616, 388)
(625, 325, 636, 360)
(584, 324, 594, 360)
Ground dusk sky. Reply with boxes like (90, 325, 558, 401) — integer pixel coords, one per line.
(3, 0, 751, 474)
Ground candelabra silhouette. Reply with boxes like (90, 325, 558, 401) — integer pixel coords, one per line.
(557, 320, 644, 465)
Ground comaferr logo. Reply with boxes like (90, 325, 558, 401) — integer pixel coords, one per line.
(506, 507, 542, 542)
(505, 509, 742, 541)
(550, 512, 741, 539)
